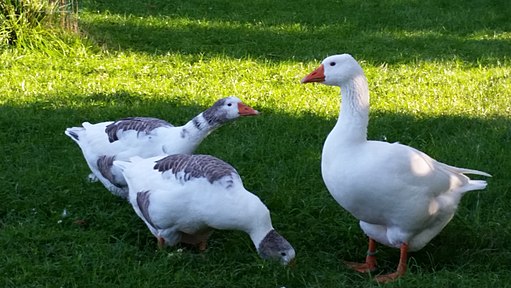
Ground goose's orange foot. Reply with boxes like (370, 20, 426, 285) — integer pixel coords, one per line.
(374, 243, 408, 283)
(375, 272, 402, 283)
(345, 238, 378, 273)
(344, 255, 377, 273)
(198, 240, 208, 252)
(157, 237, 165, 250)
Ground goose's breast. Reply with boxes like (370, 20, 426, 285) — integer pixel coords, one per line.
(320, 142, 429, 225)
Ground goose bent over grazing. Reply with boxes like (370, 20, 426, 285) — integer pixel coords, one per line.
(113, 154, 296, 265)
(301, 54, 490, 282)
(65, 97, 258, 199)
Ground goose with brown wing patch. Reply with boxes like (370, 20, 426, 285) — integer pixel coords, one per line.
(113, 154, 295, 265)
(64, 97, 258, 199)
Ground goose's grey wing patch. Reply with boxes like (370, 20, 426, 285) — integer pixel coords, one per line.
(136, 190, 159, 229)
(105, 117, 173, 143)
(153, 154, 237, 184)
(97, 155, 116, 184)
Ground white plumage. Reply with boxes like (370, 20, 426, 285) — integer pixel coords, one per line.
(113, 154, 296, 265)
(302, 54, 490, 282)
(65, 96, 258, 199)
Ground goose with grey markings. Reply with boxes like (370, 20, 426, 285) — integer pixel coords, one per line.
(113, 154, 296, 265)
(301, 54, 490, 282)
(65, 96, 258, 199)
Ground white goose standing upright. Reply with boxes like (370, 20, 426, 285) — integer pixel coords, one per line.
(301, 54, 490, 282)
(65, 96, 258, 199)
(113, 154, 296, 265)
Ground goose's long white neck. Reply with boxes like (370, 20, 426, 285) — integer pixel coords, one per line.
(208, 188, 273, 249)
(161, 114, 218, 154)
(181, 113, 218, 143)
(332, 73, 370, 143)
(237, 192, 274, 249)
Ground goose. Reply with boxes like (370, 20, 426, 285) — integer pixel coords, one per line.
(113, 154, 296, 265)
(65, 96, 258, 199)
(301, 54, 491, 282)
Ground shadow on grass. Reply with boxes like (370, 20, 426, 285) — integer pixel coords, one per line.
(0, 93, 510, 283)
(0, 92, 509, 200)
(79, 0, 511, 63)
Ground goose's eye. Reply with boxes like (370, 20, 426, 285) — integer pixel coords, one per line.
(227, 103, 232, 107)
(329, 62, 336, 66)
(280, 252, 287, 256)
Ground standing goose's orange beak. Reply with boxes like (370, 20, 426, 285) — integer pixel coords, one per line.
(301, 64, 325, 83)
(237, 102, 259, 116)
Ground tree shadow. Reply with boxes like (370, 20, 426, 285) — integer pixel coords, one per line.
(0, 92, 508, 209)
(1, 92, 510, 282)
(79, 0, 511, 63)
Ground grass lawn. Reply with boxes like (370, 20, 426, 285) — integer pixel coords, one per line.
(1, 0, 510, 287)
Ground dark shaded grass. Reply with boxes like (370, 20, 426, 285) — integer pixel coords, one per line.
(79, 0, 511, 63)
(1, 94, 509, 287)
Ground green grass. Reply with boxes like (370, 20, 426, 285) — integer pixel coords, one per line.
(0, 0, 80, 52)
(1, 0, 510, 287)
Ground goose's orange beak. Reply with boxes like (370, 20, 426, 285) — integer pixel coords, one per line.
(301, 64, 325, 83)
(238, 102, 259, 116)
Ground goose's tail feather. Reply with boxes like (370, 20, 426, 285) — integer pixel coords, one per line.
(64, 127, 84, 143)
(446, 164, 492, 178)
(458, 180, 488, 194)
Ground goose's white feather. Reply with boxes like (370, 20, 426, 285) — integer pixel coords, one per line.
(114, 154, 295, 265)
(303, 54, 491, 252)
(65, 97, 258, 198)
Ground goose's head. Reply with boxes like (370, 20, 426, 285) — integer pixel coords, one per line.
(301, 54, 363, 87)
(203, 96, 259, 125)
(257, 229, 296, 266)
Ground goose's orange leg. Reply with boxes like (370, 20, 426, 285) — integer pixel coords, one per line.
(157, 236, 165, 249)
(345, 238, 378, 273)
(198, 240, 208, 252)
(375, 243, 408, 283)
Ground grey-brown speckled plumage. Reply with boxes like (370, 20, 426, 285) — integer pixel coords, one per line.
(258, 230, 294, 261)
(202, 98, 230, 125)
(97, 155, 116, 184)
(105, 117, 173, 143)
(136, 190, 159, 229)
(192, 117, 203, 130)
(180, 128, 190, 139)
(153, 154, 237, 184)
